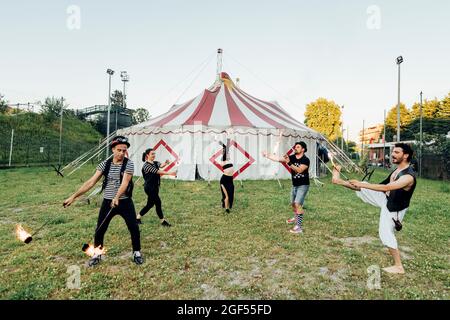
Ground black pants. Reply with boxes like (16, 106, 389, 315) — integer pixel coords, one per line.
(140, 186, 164, 219)
(220, 174, 234, 209)
(94, 198, 141, 251)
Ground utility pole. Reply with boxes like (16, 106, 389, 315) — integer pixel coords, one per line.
(346, 126, 349, 154)
(9, 129, 14, 167)
(361, 120, 365, 158)
(58, 97, 64, 165)
(419, 91, 423, 177)
(341, 105, 344, 151)
(106, 69, 114, 158)
(119, 71, 129, 131)
(383, 109, 386, 168)
(396, 56, 403, 142)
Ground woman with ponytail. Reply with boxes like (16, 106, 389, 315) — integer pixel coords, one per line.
(136, 148, 177, 226)
(217, 139, 234, 213)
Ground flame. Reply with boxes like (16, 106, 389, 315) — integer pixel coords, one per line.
(15, 224, 32, 243)
(83, 244, 106, 257)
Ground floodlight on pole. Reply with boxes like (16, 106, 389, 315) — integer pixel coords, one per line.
(106, 68, 114, 158)
(396, 56, 403, 142)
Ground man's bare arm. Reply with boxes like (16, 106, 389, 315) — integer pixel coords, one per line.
(63, 170, 103, 207)
(262, 151, 287, 163)
(289, 164, 308, 174)
(350, 175, 414, 192)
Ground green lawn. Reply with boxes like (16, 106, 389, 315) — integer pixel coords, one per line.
(0, 166, 448, 300)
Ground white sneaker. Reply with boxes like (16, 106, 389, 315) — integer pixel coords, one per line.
(289, 226, 303, 234)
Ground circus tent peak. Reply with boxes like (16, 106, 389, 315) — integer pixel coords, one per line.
(129, 71, 316, 133)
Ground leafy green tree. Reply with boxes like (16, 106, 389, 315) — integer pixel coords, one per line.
(111, 90, 124, 111)
(41, 96, 68, 121)
(410, 98, 441, 120)
(438, 92, 450, 119)
(304, 98, 342, 141)
(385, 103, 411, 130)
(132, 108, 150, 125)
(0, 93, 8, 114)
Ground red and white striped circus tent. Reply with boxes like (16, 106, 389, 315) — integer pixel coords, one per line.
(119, 72, 325, 181)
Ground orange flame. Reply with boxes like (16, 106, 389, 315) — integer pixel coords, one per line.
(83, 244, 106, 257)
(15, 224, 32, 243)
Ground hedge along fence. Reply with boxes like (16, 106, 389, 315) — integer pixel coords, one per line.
(0, 113, 102, 167)
(422, 153, 449, 180)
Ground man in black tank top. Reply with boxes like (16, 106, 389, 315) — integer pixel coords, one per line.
(332, 143, 416, 275)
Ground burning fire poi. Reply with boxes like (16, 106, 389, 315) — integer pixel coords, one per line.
(82, 243, 106, 257)
(15, 224, 32, 243)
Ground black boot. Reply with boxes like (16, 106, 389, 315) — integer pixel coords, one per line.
(161, 220, 172, 227)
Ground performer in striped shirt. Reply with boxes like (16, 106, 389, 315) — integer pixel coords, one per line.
(63, 136, 143, 266)
(136, 148, 177, 226)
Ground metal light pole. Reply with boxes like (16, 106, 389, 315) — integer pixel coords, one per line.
(383, 109, 386, 168)
(341, 105, 344, 151)
(106, 69, 115, 158)
(419, 91, 423, 177)
(9, 129, 14, 167)
(396, 56, 403, 142)
(58, 97, 64, 165)
(346, 126, 349, 154)
(361, 119, 365, 157)
(119, 71, 129, 131)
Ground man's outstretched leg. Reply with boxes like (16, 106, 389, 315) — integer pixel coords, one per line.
(331, 165, 360, 190)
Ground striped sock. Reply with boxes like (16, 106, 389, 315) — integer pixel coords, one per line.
(296, 213, 304, 228)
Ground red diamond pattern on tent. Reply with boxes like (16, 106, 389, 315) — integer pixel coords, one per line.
(209, 140, 255, 179)
(153, 139, 180, 172)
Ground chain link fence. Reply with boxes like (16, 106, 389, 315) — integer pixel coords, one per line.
(0, 113, 101, 168)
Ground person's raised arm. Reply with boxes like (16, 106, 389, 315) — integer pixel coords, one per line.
(63, 170, 103, 207)
(262, 151, 288, 163)
(143, 161, 176, 177)
(350, 175, 414, 192)
(159, 159, 171, 169)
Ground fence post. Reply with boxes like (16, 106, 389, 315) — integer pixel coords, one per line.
(9, 129, 14, 167)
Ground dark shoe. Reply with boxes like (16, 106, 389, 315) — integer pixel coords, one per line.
(88, 255, 102, 267)
(133, 251, 144, 265)
(225, 209, 230, 213)
(161, 220, 171, 227)
(136, 218, 142, 225)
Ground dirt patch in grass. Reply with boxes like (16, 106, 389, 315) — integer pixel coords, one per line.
(333, 236, 378, 247)
(200, 283, 226, 300)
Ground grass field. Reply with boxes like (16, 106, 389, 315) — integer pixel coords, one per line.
(0, 165, 448, 300)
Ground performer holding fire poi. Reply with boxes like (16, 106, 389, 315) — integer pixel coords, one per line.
(63, 136, 144, 266)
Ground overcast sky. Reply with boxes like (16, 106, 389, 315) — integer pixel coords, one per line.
(1, 0, 449, 140)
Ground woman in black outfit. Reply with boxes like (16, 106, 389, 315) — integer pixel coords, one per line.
(136, 148, 177, 226)
(218, 139, 234, 213)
